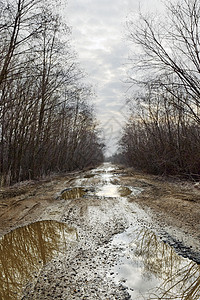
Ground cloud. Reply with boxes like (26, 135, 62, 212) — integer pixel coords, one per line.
(64, 0, 164, 155)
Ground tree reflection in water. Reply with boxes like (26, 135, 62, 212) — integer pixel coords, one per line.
(61, 187, 86, 200)
(0, 220, 77, 300)
(134, 229, 200, 299)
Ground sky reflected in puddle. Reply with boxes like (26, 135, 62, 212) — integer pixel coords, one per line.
(96, 163, 138, 198)
(91, 163, 116, 174)
(96, 184, 121, 197)
(96, 184, 133, 198)
(0, 220, 77, 300)
(112, 226, 200, 299)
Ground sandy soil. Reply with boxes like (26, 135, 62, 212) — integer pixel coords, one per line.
(0, 163, 199, 299)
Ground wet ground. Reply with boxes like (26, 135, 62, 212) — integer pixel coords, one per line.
(0, 163, 199, 299)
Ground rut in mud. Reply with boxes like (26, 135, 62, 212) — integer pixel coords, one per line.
(0, 163, 199, 299)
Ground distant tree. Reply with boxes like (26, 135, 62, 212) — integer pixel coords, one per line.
(118, 87, 200, 177)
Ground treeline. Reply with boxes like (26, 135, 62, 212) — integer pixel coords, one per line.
(118, 89, 200, 176)
(0, 0, 104, 185)
(117, 0, 200, 178)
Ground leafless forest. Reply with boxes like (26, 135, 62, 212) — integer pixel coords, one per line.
(117, 0, 200, 178)
(0, 0, 104, 185)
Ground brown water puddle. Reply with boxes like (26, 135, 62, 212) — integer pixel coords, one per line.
(0, 220, 77, 300)
(61, 187, 85, 200)
(118, 186, 132, 197)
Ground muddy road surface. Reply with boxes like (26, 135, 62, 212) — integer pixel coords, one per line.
(0, 163, 200, 299)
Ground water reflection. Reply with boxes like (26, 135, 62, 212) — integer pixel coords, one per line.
(96, 185, 132, 198)
(96, 184, 120, 197)
(118, 186, 132, 197)
(113, 227, 200, 299)
(61, 187, 85, 199)
(0, 220, 77, 300)
(135, 229, 200, 300)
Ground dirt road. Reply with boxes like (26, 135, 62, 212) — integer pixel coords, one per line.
(0, 163, 200, 299)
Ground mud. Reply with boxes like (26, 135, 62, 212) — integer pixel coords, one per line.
(119, 169, 200, 262)
(0, 163, 199, 299)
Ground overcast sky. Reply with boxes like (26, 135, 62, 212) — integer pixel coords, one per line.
(65, 0, 164, 156)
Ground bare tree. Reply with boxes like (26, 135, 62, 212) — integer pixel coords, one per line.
(127, 0, 200, 123)
(118, 87, 200, 177)
(0, 0, 41, 86)
(118, 0, 200, 178)
(0, 0, 104, 185)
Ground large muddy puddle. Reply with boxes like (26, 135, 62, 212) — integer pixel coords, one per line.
(111, 226, 200, 299)
(0, 221, 77, 300)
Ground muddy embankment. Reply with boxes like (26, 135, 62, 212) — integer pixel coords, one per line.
(0, 163, 199, 300)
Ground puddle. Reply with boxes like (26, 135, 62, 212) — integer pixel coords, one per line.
(61, 187, 85, 199)
(96, 184, 120, 197)
(0, 220, 77, 300)
(101, 173, 113, 181)
(94, 163, 141, 199)
(111, 226, 200, 299)
(96, 185, 133, 198)
(96, 183, 141, 198)
(118, 186, 132, 197)
(91, 162, 117, 174)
